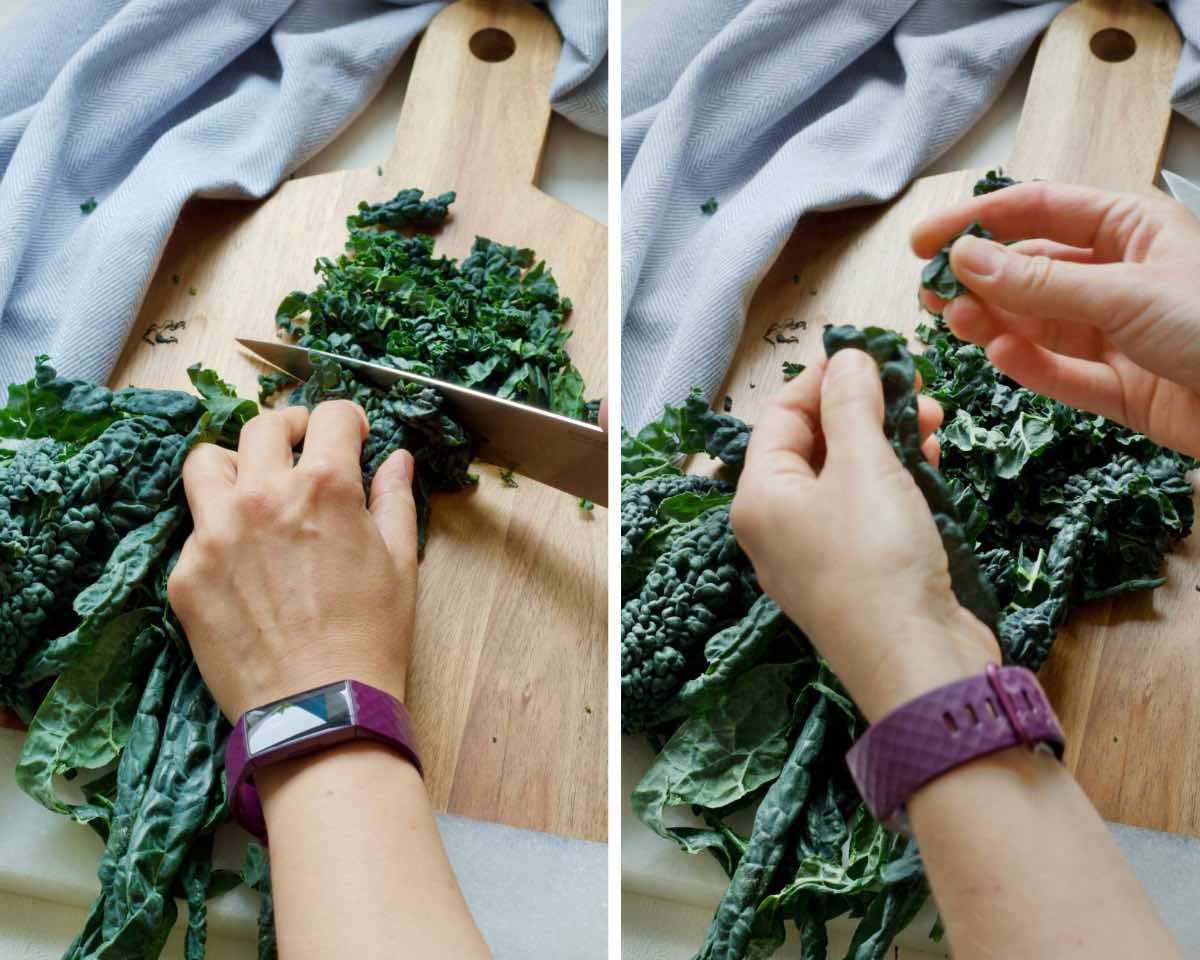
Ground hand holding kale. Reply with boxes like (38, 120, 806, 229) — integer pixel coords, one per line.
(167, 401, 417, 720)
(913, 179, 1200, 459)
(729, 344, 998, 723)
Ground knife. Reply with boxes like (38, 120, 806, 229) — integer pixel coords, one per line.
(1161, 169, 1200, 217)
(237, 338, 607, 508)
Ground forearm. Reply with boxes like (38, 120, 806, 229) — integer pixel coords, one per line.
(258, 742, 491, 960)
(909, 745, 1180, 960)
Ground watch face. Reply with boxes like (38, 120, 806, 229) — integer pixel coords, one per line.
(244, 681, 355, 757)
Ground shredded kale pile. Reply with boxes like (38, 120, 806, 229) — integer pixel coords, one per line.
(621, 174, 1196, 960)
(268, 187, 591, 422)
(916, 316, 1196, 668)
(2, 186, 594, 959)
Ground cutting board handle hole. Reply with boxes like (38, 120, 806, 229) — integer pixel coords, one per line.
(1090, 27, 1136, 63)
(470, 28, 516, 63)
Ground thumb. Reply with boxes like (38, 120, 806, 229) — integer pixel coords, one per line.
(819, 349, 894, 468)
(950, 233, 1145, 333)
(368, 449, 418, 571)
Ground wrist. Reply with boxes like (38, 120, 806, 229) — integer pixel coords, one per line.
(838, 612, 1001, 723)
(258, 739, 423, 817)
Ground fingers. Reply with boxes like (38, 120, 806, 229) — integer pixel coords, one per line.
(946, 234, 1144, 333)
(742, 359, 825, 483)
(181, 444, 236, 525)
(819, 349, 894, 470)
(944, 295, 1108, 363)
(985, 334, 1127, 423)
(919, 237, 1098, 317)
(922, 434, 941, 468)
(368, 449, 418, 571)
(910, 181, 1145, 258)
(1006, 238, 1098, 263)
(296, 400, 369, 488)
(917, 395, 943, 438)
(236, 407, 309, 482)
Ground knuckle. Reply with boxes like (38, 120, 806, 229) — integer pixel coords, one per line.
(167, 557, 200, 610)
(1020, 252, 1055, 293)
(188, 526, 233, 562)
(729, 490, 762, 547)
(300, 460, 362, 498)
(234, 484, 277, 520)
(316, 398, 365, 425)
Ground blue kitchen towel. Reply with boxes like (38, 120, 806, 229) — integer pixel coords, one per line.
(621, 0, 1200, 430)
(0, 0, 607, 391)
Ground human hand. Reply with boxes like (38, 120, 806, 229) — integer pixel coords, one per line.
(167, 400, 418, 721)
(913, 181, 1200, 459)
(730, 350, 1000, 722)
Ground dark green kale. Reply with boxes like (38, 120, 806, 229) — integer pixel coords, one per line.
(256, 371, 298, 405)
(701, 197, 719, 215)
(918, 317, 1195, 668)
(345, 187, 456, 230)
(824, 325, 999, 634)
(80, 197, 97, 214)
(973, 169, 1017, 195)
(279, 356, 475, 550)
(783, 361, 805, 381)
(274, 191, 590, 421)
(0, 360, 254, 959)
(919, 221, 992, 301)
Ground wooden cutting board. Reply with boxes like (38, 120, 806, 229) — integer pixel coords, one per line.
(716, 0, 1200, 836)
(93, 0, 606, 841)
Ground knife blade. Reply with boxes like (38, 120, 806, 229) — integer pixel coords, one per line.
(1162, 169, 1200, 217)
(238, 338, 607, 507)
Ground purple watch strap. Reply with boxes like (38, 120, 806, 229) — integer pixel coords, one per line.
(846, 664, 1064, 834)
(226, 680, 422, 843)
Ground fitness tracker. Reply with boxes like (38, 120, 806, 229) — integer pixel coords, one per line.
(846, 664, 1065, 835)
(225, 679, 422, 842)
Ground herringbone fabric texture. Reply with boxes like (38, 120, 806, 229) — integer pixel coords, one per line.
(620, 0, 1200, 429)
(0, 0, 607, 393)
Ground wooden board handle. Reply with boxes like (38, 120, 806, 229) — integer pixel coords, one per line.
(389, 0, 560, 189)
(1009, 0, 1181, 192)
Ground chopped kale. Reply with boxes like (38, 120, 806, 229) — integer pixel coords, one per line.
(346, 186, 456, 230)
(80, 197, 97, 214)
(701, 197, 719, 215)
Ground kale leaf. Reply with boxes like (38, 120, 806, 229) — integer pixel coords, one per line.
(919, 221, 992, 301)
(919, 317, 1195, 669)
(345, 187, 456, 230)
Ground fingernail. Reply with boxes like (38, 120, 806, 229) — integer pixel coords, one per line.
(952, 234, 1003, 277)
